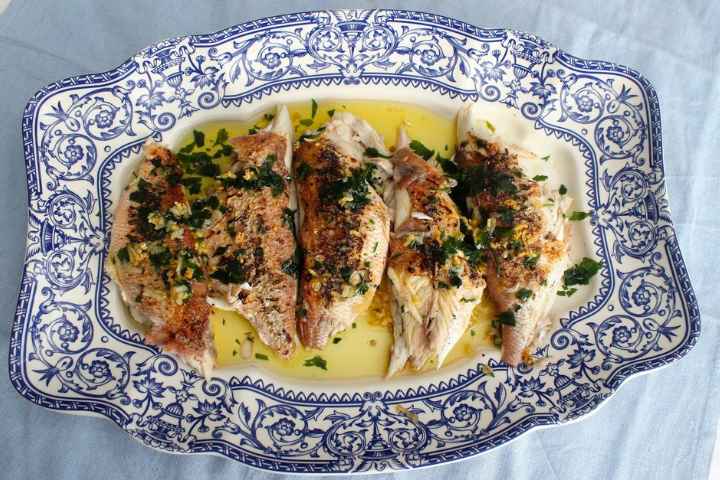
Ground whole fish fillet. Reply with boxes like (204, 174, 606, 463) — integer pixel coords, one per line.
(294, 112, 391, 349)
(107, 142, 215, 375)
(204, 106, 297, 358)
(456, 103, 571, 366)
(107, 106, 297, 375)
(387, 131, 485, 376)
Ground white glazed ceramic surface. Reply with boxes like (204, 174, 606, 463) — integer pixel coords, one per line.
(9, 9, 699, 474)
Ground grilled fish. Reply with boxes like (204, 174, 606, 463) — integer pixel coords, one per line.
(107, 142, 215, 374)
(387, 131, 485, 376)
(456, 103, 571, 366)
(294, 112, 391, 349)
(204, 106, 297, 358)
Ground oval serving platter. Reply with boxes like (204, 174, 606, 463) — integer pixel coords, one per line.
(9, 9, 700, 474)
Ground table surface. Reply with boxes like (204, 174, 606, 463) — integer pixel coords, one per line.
(1, 1, 718, 479)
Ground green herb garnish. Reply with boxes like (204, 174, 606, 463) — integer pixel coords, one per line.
(321, 164, 376, 211)
(255, 353, 269, 361)
(303, 355, 327, 370)
(180, 176, 202, 194)
(559, 184, 567, 195)
(523, 254, 540, 270)
(213, 128, 229, 146)
(409, 140, 435, 160)
(311, 99, 318, 119)
(333, 337, 342, 344)
(557, 257, 601, 296)
(295, 162, 312, 180)
(569, 211, 590, 221)
(364, 147, 391, 159)
(193, 130, 205, 148)
(210, 258, 245, 284)
(116, 246, 130, 263)
(281, 258, 298, 276)
(532, 175, 548, 182)
(497, 310, 516, 326)
(515, 288, 533, 302)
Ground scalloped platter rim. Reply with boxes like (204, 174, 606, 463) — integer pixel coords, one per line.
(9, 8, 700, 474)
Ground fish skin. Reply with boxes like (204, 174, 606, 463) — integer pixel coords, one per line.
(386, 136, 485, 376)
(294, 114, 390, 349)
(107, 142, 215, 375)
(204, 113, 297, 358)
(456, 103, 571, 366)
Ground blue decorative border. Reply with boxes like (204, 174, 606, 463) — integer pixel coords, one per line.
(9, 9, 700, 474)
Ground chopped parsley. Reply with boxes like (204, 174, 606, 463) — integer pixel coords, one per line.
(558, 257, 601, 296)
(449, 272, 463, 288)
(299, 118, 313, 127)
(409, 140, 435, 160)
(327, 109, 335, 117)
(116, 246, 130, 263)
(180, 176, 202, 194)
(532, 175, 548, 182)
(193, 130, 205, 147)
(282, 208, 296, 232)
(213, 128, 229, 146)
(303, 355, 327, 370)
(333, 337, 342, 344)
(364, 147, 391, 159)
(559, 184, 567, 195)
(295, 162, 312, 180)
(541, 155, 550, 161)
(255, 353, 269, 361)
(321, 164, 376, 211)
(222, 154, 285, 196)
(523, 254, 540, 270)
(177, 151, 220, 177)
(515, 288, 533, 302)
(497, 310, 516, 326)
(149, 247, 173, 269)
(484, 120, 496, 133)
(281, 257, 298, 276)
(186, 196, 218, 229)
(311, 99, 318, 119)
(569, 211, 590, 221)
(210, 258, 245, 284)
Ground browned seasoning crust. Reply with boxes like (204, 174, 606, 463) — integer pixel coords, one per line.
(204, 132, 297, 358)
(455, 138, 565, 294)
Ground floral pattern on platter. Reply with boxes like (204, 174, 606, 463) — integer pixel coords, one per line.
(10, 9, 700, 474)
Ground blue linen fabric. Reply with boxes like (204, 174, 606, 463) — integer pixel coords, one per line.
(0, 1, 718, 479)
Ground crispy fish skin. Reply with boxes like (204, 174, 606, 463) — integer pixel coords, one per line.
(387, 140, 485, 376)
(204, 129, 297, 358)
(456, 104, 571, 366)
(294, 120, 390, 349)
(107, 142, 215, 374)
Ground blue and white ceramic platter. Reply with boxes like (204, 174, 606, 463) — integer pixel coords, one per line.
(9, 9, 700, 474)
